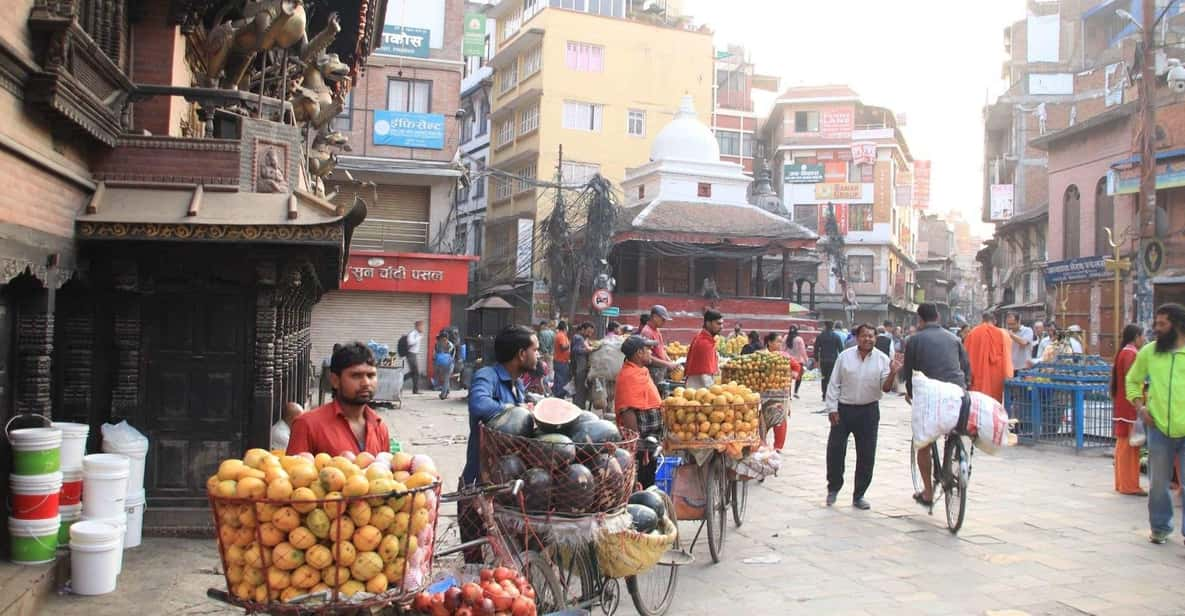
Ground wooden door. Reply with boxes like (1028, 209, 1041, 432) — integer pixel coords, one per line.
(142, 292, 248, 506)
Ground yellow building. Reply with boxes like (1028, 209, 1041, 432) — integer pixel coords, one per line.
(480, 0, 714, 287)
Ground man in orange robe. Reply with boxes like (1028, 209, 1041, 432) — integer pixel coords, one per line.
(964, 312, 1013, 402)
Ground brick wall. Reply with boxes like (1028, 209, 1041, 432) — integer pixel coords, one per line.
(0, 151, 88, 238)
(130, 0, 180, 136)
(92, 136, 241, 186)
(343, 60, 461, 163)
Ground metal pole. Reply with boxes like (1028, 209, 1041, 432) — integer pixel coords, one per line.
(1136, 0, 1157, 326)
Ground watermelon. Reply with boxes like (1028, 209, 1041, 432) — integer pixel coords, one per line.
(629, 489, 666, 521)
(536, 433, 577, 466)
(560, 463, 596, 512)
(626, 503, 658, 533)
(568, 419, 622, 457)
(492, 454, 526, 484)
(522, 468, 552, 511)
(533, 398, 583, 433)
(487, 405, 535, 436)
(612, 448, 633, 475)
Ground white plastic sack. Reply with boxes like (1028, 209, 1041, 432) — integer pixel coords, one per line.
(588, 340, 625, 381)
(967, 391, 1011, 455)
(911, 372, 964, 447)
(100, 420, 148, 449)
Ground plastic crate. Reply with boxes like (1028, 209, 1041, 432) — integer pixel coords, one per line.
(655, 455, 683, 496)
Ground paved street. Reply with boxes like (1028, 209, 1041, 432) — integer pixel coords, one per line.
(45, 387, 1185, 616)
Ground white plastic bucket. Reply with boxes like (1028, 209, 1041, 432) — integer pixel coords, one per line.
(80, 515, 125, 575)
(9, 515, 60, 564)
(69, 520, 121, 595)
(101, 439, 147, 495)
(9, 427, 62, 475)
(9, 472, 63, 520)
(81, 454, 129, 520)
(124, 489, 145, 549)
(52, 422, 89, 470)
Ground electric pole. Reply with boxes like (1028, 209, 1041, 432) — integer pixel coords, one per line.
(1136, 0, 1157, 327)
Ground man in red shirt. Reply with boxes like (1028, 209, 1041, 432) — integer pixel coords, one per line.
(640, 305, 678, 385)
(288, 342, 391, 456)
(552, 321, 572, 398)
(685, 309, 723, 388)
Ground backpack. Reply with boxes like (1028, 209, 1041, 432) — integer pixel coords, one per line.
(396, 334, 410, 357)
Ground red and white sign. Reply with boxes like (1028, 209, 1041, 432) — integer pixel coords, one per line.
(851, 142, 877, 166)
(820, 109, 854, 140)
(823, 161, 847, 183)
(341, 252, 476, 295)
(591, 289, 613, 311)
(913, 160, 931, 209)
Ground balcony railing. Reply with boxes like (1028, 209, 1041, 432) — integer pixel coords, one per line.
(351, 218, 431, 253)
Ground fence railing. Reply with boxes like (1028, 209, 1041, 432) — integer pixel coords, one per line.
(351, 218, 430, 253)
(1003, 356, 1114, 450)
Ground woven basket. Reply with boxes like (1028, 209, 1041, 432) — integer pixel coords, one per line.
(594, 515, 677, 578)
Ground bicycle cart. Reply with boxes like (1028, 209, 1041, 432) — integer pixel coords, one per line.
(477, 422, 683, 615)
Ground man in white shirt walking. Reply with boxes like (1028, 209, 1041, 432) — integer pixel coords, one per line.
(1006, 313, 1034, 377)
(825, 323, 902, 510)
(405, 320, 424, 394)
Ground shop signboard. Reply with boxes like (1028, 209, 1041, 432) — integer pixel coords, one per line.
(516, 219, 535, 279)
(820, 109, 854, 140)
(913, 160, 931, 209)
(817, 203, 849, 234)
(815, 183, 862, 201)
(851, 142, 877, 166)
(989, 184, 1014, 221)
(378, 25, 431, 58)
(463, 13, 486, 57)
(1043, 256, 1107, 286)
(784, 163, 825, 183)
(373, 111, 445, 149)
(341, 253, 473, 295)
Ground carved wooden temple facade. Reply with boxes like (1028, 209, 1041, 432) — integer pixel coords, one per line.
(0, 0, 387, 531)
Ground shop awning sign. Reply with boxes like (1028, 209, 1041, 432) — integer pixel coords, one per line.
(1043, 256, 1107, 285)
(784, 163, 825, 183)
(378, 25, 430, 58)
(373, 111, 445, 149)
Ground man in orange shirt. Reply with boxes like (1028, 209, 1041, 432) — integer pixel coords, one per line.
(552, 321, 572, 399)
(685, 309, 723, 388)
(288, 342, 391, 456)
(615, 335, 664, 488)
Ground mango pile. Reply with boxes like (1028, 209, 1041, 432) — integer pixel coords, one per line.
(208, 448, 441, 605)
(715, 335, 746, 357)
(661, 383, 761, 443)
(721, 351, 791, 392)
(665, 341, 689, 360)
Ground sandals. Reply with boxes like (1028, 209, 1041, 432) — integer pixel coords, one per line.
(912, 492, 934, 507)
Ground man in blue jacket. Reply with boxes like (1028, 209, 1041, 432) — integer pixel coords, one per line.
(462, 324, 539, 486)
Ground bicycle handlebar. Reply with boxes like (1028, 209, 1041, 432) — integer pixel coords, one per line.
(439, 479, 523, 504)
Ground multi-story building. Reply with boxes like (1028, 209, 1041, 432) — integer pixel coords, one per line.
(314, 0, 479, 375)
(762, 85, 920, 326)
(915, 214, 959, 325)
(983, 0, 1185, 353)
(712, 44, 779, 174)
(479, 0, 714, 314)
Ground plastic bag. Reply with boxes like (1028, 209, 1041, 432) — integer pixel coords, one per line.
(367, 339, 390, 363)
(100, 420, 148, 449)
(588, 340, 625, 381)
(1129, 418, 1147, 447)
(966, 391, 1011, 455)
(590, 379, 608, 410)
(911, 373, 964, 447)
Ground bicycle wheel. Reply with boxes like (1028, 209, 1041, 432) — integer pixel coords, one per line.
(703, 455, 727, 563)
(520, 549, 566, 613)
(730, 478, 748, 527)
(627, 491, 681, 616)
(547, 543, 599, 609)
(943, 436, 968, 534)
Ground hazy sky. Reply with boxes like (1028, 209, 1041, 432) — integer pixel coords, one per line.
(686, 0, 1028, 236)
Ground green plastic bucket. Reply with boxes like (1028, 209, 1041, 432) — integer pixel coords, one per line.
(9, 428, 62, 475)
(9, 515, 60, 564)
(58, 504, 82, 546)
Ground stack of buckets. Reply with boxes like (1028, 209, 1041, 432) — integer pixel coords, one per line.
(8, 426, 64, 566)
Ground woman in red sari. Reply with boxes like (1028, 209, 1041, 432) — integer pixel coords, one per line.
(1111, 324, 1146, 496)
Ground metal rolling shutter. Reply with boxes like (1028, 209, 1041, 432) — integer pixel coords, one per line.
(324, 183, 430, 221)
(311, 291, 431, 368)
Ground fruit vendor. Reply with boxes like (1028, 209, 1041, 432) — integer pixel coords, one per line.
(640, 305, 678, 385)
(463, 325, 538, 486)
(615, 335, 664, 487)
(287, 342, 391, 456)
(685, 309, 723, 389)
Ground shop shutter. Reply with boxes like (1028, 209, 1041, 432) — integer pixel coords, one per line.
(310, 291, 431, 371)
(325, 183, 430, 222)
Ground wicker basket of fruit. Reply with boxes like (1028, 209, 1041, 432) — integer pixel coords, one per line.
(661, 383, 761, 451)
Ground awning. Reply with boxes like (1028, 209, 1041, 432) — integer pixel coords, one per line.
(77, 184, 352, 244)
(467, 296, 514, 311)
(1110, 148, 1185, 168)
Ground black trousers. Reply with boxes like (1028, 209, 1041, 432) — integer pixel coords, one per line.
(820, 361, 836, 397)
(826, 402, 880, 499)
(404, 354, 420, 393)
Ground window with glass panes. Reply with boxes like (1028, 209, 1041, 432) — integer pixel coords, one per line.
(793, 204, 818, 231)
(388, 79, 430, 113)
(496, 118, 514, 146)
(795, 111, 819, 132)
(565, 42, 604, 72)
(627, 109, 645, 136)
(473, 221, 484, 256)
(849, 204, 873, 231)
(563, 101, 602, 131)
(716, 130, 740, 156)
(552, 0, 625, 17)
(742, 133, 754, 157)
(473, 159, 486, 198)
(331, 91, 352, 131)
(519, 104, 539, 134)
(520, 46, 542, 78)
(847, 255, 874, 283)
